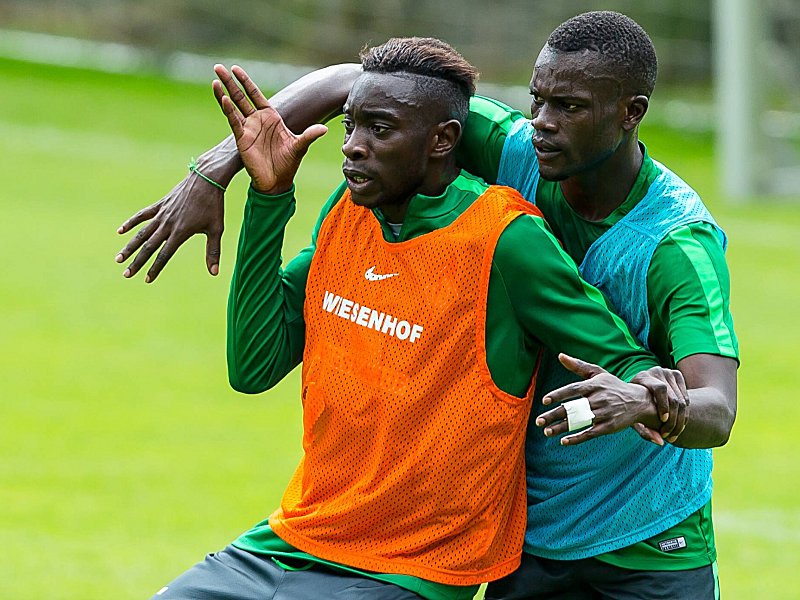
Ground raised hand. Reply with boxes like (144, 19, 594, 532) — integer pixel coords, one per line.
(212, 64, 328, 195)
(534, 353, 688, 446)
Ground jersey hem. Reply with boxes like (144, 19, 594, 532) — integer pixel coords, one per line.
(229, 542, 480, 600)
(592, 547, 718, 571)
(521, 485, 713, 562)
(270, 519, 521, 586)
(671, 345, 740, 366)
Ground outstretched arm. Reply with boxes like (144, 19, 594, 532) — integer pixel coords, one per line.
(115, 62, 360, 282)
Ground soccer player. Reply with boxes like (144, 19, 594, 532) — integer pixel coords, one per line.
(462, 12, 738, 600)
(118, 12, 738, 600)
(147, 37, 672, 600)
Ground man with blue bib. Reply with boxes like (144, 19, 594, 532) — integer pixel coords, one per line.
(457, 12, 737, 599)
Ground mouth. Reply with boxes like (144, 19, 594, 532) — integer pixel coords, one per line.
(531, 137, 562, 161)
(343, 167, 374, 192)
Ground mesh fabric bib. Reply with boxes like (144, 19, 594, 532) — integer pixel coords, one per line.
(270, 186, 540, 584)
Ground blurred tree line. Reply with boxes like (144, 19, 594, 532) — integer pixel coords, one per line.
(0, 0, 797, 86)
(0, 0, 716, 84)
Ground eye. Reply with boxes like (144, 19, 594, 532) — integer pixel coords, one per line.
(562, 101, 579, 111)
(371, 123, 390, 135)
(530, 92, 544, 106)
(342, 118, 354, 134)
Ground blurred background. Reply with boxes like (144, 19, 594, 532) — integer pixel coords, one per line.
(1, 1, 798, 598)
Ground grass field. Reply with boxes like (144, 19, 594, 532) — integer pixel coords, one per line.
(1, 56, 798, 599)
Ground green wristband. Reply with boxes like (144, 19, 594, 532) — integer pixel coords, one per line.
(188, 158, 227, 191)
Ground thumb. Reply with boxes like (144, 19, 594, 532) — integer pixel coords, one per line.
(558, 353, 607, 379)
(295, 124, 328, 155)
(632, 423, 665, 446)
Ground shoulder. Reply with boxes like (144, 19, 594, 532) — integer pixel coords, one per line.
(468, 95, 526, 131)
(459, 96, 528, 185)
(648, 222, 738, 361)
(649, 221, 730, 311)
(494, 212, 573, 275)
(652, 222, 727, 271)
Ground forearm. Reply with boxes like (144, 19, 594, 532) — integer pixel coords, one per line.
(274, 63, 361, 131)
(227, 186, 309, 393)
(196, 63, 360, 188)
(194, 134, 242, 189)
(673, 386, 736, 448)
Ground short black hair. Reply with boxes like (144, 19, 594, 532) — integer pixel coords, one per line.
(547, 11, 657, 97)
(359, 37, 479, 124)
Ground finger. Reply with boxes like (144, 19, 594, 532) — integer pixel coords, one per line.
(214, 64, 256, 116)
(117, 220, 159, 265)
(541, 420, 570, 438)
(637, 372, 670, 423)
(212, 78, 245, 136)
(557, 353, 607, 379)
(666, 408, 688, 444)
(665, 377, 689, 443)
(231, 65, 271, 111)
(633, 423, 665, 446)
(118, 202, 160, 234)
(535, 406, 567, 429)
(541, 381, 593, 406)
(144, 230, 191, 283)
(294, 124, 329, 155)
(205, 228, 223, 276)
(659, 371, 683, 438)
(559, 424, 607, 446)
(218, 94, 245, 140)
(124, 229, 169, 279)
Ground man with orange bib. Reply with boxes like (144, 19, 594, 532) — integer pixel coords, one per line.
(148, 38, 673, 600)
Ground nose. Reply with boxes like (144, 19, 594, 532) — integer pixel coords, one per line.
(342, 128, 368, 160)
(531, 102, 557, 133)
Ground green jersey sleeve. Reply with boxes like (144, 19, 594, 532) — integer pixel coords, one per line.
(647, 221, 739, 365)
(226, 182, 347, 393)
(457, 95, 526, 184)
(492, 214, 660, 391)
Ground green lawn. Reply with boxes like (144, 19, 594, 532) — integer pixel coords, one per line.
(1, 57, 797, 599)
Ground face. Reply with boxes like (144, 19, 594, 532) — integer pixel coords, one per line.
(528, 46, 629, 182)
(341, 72, 439, 219)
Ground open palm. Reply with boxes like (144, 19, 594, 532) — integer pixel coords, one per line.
(213, 64, 327, 195)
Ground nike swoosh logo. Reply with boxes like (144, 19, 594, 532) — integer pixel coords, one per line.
(365, 266, 399, 281)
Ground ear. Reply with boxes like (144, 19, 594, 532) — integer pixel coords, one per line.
(622, 95, 649, 132)
(429, 119, 462, 158)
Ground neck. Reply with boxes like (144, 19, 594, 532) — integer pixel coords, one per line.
(560, 138, 643, 221)
(382, 160, 459, 223)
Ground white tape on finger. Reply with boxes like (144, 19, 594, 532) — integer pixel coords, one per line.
(563, 397, 595, 432)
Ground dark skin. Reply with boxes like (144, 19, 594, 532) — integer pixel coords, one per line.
(117, 48, 736, 449)
(528, 46, 737, 448)
(115, 63, 361, 282)
(214, 65, 461, 234)
(529, 46, 647, 220)
(339, 72, 462, 222)
(212, 65, 328, 195)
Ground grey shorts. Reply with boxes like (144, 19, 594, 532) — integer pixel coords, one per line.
(149, 545, 421, 600)
(485, 552, 719, 600)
